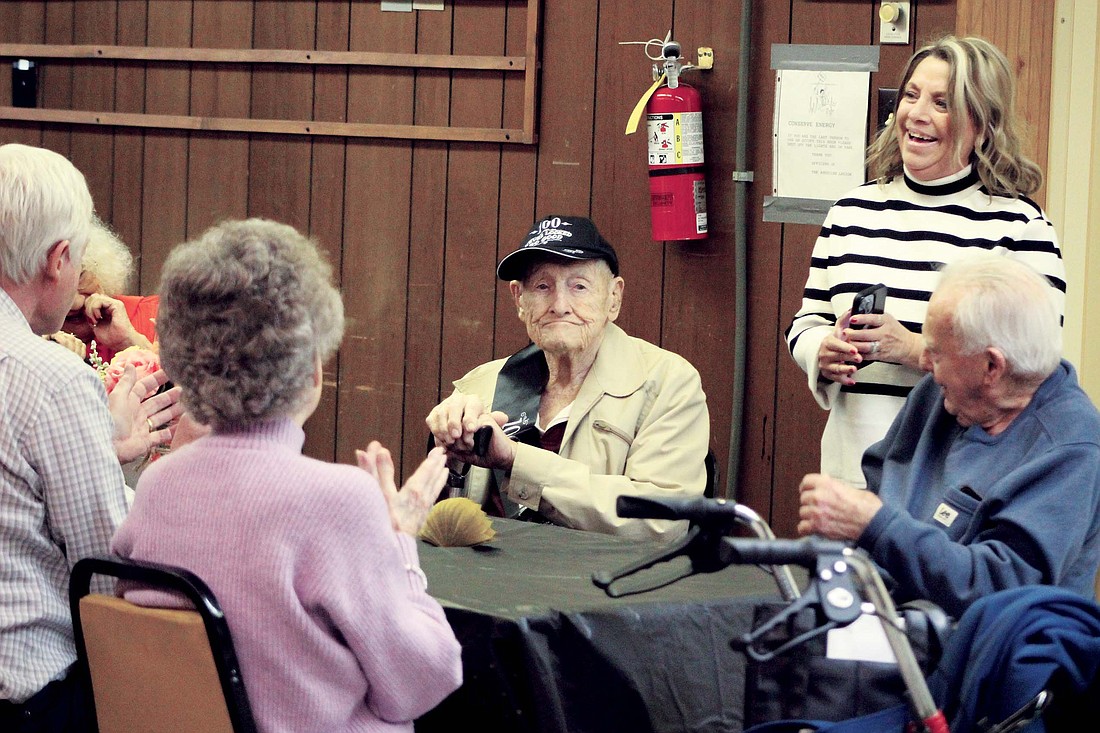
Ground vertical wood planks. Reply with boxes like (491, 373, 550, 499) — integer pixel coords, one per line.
(957, 0, 1055, 208)
(439, 2, 504, 397)
(493, 0, 537, 361)
(41, 1, 74, 157)
(307, 3, 352, 463)
(0, 1, 44, 146)
(140, 0, 192, 292)
(533, 0, 596, 216)
(110, 0, 148, 284)
(187, 2, 252, 236)
(70, 1, 115, 218)
(590, 0, 670, 346)
(250, 0, 314, 232)
(336, 5, 415, 463)
(401, 4, 452, 475)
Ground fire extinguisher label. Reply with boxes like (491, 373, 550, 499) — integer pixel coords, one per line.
(693, 179, 708, 234)
(647, 111, 705, 166)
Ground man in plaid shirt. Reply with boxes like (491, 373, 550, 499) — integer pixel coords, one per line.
(0, 144, 180, 733)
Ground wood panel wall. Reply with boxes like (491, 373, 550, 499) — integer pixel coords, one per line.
(957, 0, 1056, 207)
(5, 0, 1057, 539)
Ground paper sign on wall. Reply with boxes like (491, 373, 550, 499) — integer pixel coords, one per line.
(773, 68, 870, 201)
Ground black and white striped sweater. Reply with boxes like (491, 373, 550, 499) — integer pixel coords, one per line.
(786, 165, 1066, 486)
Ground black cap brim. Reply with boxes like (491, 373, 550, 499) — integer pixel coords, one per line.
(496, 247, 612, 281)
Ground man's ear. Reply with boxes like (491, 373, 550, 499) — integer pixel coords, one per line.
(984, 346, 1008, 385)
(43, 240, 71, 283)
(607, 276, 625, 322)
(509, 280, 524, 317)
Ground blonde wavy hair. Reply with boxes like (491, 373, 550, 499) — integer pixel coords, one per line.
(866, 35, 1043, 197)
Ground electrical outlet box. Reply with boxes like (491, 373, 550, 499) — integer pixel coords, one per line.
(879, 1, 910, 45)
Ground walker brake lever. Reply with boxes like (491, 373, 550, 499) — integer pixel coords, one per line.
(592, 524, 702, 597)
(592, 496, 747, 598)
(720, 538, 864, 662)
(592, 496, 803, 602)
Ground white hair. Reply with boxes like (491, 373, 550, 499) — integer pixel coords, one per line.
(82, 217, 134, 295)
(936, 254, 1061, 380)
(0, 144, 93, 284)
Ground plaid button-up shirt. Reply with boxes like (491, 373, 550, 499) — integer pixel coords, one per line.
(0, 289, 127, 702)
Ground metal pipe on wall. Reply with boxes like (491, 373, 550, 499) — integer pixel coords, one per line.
(726, 0, 753, 501)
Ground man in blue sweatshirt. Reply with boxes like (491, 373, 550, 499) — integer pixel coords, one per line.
(797, 253, 1100, 618)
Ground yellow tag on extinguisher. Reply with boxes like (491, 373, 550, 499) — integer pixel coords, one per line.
(625, 73, 666, 135)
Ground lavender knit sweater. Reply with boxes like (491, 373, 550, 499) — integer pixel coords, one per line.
(111, 418, 462, 733)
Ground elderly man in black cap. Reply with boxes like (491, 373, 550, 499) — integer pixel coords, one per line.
(426, 215, 709, 542)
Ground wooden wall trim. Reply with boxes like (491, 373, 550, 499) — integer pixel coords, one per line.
(0, 106, 527, 143)
(0, 43, 525, 71)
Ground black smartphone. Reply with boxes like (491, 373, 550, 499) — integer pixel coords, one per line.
(851, 283, 887, 328)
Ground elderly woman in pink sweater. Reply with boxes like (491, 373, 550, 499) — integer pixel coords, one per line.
(111, 218, 461, 733)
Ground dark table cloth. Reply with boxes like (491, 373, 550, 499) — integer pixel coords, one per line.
(415, 518, 801, 733)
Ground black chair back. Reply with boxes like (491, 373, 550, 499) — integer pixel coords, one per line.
(70, 555, 257, 733)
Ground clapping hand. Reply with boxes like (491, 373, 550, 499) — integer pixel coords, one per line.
(357, 443, 448, 535)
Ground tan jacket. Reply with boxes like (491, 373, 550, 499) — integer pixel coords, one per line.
(453, 324, 709, 543)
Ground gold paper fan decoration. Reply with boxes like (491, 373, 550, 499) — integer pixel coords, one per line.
(418, 497, 497, 547)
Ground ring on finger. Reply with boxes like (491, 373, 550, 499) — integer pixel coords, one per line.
(146, 418, 155, 432)
(870, 340, 880, 354)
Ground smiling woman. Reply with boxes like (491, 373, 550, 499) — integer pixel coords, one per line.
(895, 55, 978, 182)
(785, 35, 1066, 489)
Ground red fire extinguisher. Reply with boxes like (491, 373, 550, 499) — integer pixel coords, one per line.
(644, 40, 707, 241)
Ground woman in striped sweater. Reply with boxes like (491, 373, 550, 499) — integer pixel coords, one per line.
(786, 36, 1066, 488)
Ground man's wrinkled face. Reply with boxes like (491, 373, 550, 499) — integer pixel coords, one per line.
(919, 292, 993, 428)
(511, 259, 623, 357)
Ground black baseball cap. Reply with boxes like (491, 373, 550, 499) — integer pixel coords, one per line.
(496, 215, 619, 281)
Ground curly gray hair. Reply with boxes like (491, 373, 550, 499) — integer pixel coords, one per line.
(157, 218, 345, 430)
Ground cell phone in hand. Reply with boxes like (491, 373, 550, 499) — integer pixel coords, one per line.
(851, 283, 887, 328)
